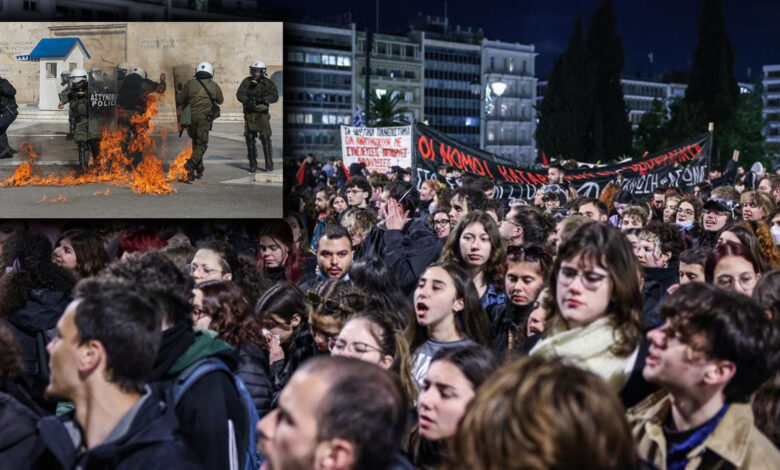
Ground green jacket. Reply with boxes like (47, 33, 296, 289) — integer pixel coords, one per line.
(628, 391, 780, 470)
(175, 77, 224, 118)
(168, 329, 233, 375)
(65, 89, 89, 119)
(235, 76, 278, 115)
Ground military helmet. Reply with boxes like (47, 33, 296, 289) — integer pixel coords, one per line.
(251, 60, 266, 70)
(60, 71, 71, 78)
(116, 62, 131, 74)
(196, 62, 214, 77)
(131, 67, 147, 79)
(250, 60, 266, 78)
(71, 68, 88, 83)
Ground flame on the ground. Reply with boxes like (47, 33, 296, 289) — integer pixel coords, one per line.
(1, 92, 190, 195)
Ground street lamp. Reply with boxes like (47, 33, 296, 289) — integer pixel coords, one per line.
(471, 78, 507, 148)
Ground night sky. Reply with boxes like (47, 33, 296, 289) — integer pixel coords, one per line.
(273, 0, 780, 82)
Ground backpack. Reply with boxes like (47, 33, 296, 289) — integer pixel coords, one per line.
(172, 357, 261, 470)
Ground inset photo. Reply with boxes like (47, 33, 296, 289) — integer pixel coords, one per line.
(0, 22, 282, 218)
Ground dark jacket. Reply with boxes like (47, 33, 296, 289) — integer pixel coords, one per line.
(271, 327, 320, 405)
(3, 288, 70, 412)
(363, 219, 443, 296)
(0, 77, 17, 109)
(641, 265, 678, 330)
(488, 301, 535, 363)
(619, 336, 659, 409)
(33, 386, 202, 470)
(235, 341, 274, 418)
(0, 391, 39, 470)
(150, 328, 247, 470)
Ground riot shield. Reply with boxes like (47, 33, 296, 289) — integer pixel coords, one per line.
(88, 67, 118, 136)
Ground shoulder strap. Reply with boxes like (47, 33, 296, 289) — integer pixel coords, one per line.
(172, 357, 231, 405)
(195, 78, 217, 107)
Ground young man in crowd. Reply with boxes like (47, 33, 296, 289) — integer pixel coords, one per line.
(344, 177, 371, 209)
(678, 248, 710, 285)
(577, 198, 609, 222)
(313, 225, 354, 283)
(758, 175, 780, 204)
(628, 283, 780, 469)
(257, 356, 409, 470)
(449, 187, 487, 227)
(34, 283, 202, 469)
(310, 187, 335, 253)
(97, 252, 251, 470)
(376, 181, 441, 295)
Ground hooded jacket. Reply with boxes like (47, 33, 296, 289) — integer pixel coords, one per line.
(33, 386, 202, 470)
(151, 328, 248, 470)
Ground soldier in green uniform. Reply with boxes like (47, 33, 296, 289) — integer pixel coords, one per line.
(236, 60, 278, 173)
(175, 61, 223, 182)
(57, 68, 100, 173)
(117, 66, 166, 165)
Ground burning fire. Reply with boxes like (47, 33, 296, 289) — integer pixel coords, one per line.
(1, 92, 191, 195)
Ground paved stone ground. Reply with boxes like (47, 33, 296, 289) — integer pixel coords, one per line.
(0, 119, 283, 219)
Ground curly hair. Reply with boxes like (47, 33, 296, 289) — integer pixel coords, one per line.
(444, 355, 639, 470)
(639, 221, 685, 263)
(196, 280, 268, 349)
(0, 231, 75, 317)
(99, 250, 194, 327)
(598, 183, 621, 214)
(719, 221, 780, 271)
(440, 211, 506, 286)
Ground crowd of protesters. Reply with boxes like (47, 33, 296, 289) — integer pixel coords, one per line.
(0, 153, 779, 469)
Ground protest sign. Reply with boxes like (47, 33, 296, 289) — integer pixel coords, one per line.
(414, 122, 710, 201)
(341, 125, 413, 174)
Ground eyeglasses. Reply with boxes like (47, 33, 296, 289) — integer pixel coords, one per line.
(192, 307, 207, 321)
(328, 337, 384, 355)
(558, 266, 609, 291)
(187, 263, 223, 277)
(433, 220, 451, 227)
(305, 290, 356, 315)
(677, 208, 695, 216)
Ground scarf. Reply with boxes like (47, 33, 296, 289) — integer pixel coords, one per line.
(149, 323, 195, 380)
(529, 315, 637, 392)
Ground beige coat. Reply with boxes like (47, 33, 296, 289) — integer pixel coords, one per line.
(627, 391, 780, 470)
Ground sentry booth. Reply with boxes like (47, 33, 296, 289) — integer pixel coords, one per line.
(16, 37, 90, 110)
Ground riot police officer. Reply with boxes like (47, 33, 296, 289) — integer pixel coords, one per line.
(58, 68, 99, 172)
(117, 66, 166, 165)
(116, 62, 131, 90)
(58, 71, 75, 140)
(0, 74, 18, 159)
(175, 61, 223, 182)
(236, 60, 278, 173)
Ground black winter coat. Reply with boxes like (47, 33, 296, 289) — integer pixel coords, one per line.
(362, 219, 443, 296)
(236, 341, 274, 418)
(641, 265, 678, 330)
(488, 301, 535, 363)
(271, 328, 320, 405)
(3, 288, 69, 412)
(0, 391, 39, 470)
(33, 387, 202, 470)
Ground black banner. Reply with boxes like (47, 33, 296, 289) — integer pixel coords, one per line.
(414, 122, 711, 201)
